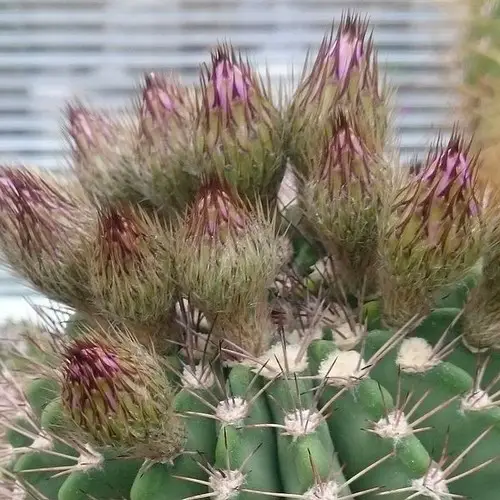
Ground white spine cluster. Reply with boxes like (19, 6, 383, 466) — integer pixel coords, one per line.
(256, 343, 309, 379)
(209, 469, 245, 500)
(303, 480, 340, 500)
(216, 397, 249, 426)
(318, 350, 367, 387)
(372, 410, 412, 441)
(396, 338, 439, 373)
(411, 463, 451, 499)
(461, 389, 492, 412)
(283, 409, 323, 437)
(181, 363, 215, 389)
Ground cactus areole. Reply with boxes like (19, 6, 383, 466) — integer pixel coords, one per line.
(2, 10, 500, 500)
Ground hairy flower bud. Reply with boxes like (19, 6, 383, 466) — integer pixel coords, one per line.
(186, 176, 248, 245)
(380, 130, 483, 327)
(139, 72, 194, 145)
(0, 166, 90, 308)
(393, 132, 480, 254)
(84, 205, 176, 347)
(67, 105, 115, 163)
(289, 14, 388, 176)
(200, 45, 255, 140)
(175, 178, 288, 356)
(316, 111, 373, 197)
(60, 331, 184, 460)
(294, 14, 378, 116)
(196, 44, 285, 208)
(66, 104, 151, 209)
(300, 111, 381, 297)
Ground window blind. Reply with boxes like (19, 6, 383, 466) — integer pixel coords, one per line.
(0, 0, 462, 321)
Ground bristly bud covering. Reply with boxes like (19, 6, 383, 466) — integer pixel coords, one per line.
(60, 329, 185, 460)
(300, 13, 374, 105)
(134, 72, 203, 218)
(0, 166, 91, 309)
(289, 13, 388, 177)
(379, 129, 483, 327)
(300, 110, 383, 297)
(316, 111, 373, 195)
(139, 72, 195, 146)
(83, 205, 177, 349)
(173, 178, 288, 357)
(66, 104, 149, 208)
(196, 44, 286, 209)
(186, 176, 249, 245)
(68, 105, 115, 163)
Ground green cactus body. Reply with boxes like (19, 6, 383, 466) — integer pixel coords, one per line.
(212, 364, 282, 499)
(3, 9, 500, 500)
(363, 326, 500, 500)
(130, 376, 217, 500)
(58, 454, 143, 500)
(12, 399, 77, 500)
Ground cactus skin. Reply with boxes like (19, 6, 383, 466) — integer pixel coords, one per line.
(3, 10, 500, 500)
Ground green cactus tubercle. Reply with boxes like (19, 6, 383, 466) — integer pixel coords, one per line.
(3, 10, 500, 500)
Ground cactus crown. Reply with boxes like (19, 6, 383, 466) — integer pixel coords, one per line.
(3, 9, 500, 500)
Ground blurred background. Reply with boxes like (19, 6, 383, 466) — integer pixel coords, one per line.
(0, 0, 465, 322)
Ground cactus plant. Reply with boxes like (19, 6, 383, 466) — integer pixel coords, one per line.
(2, 10, 500, 500)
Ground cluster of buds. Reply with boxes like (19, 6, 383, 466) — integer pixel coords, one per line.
(0, 166, 90, 308)
(380, 130, 483, 327)
(60, 328, 185, 460)
(289, 13, 388, 178)
(83, 205, 177, 350)
(196, 44, 285, 208)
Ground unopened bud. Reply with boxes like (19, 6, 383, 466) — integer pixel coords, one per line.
(61, 333, 184, 460)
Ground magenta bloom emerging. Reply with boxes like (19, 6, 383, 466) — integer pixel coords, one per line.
(96, 206, 146, 273)
(139, 72, 190, 139)
(317, 112, 372, 196)
(198, 44, 266, 142)
(206, 45, 253, 114)
(62, 339, 124, 417)
(187, 177, 248, 245)
(67, 105, 114, 160)
(420, 133, 479, 217)
(326, 13, 370, 82)
(299, 13, 375, 105)
(394, 130, 480, 250)
(212, 48, 252, 112)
